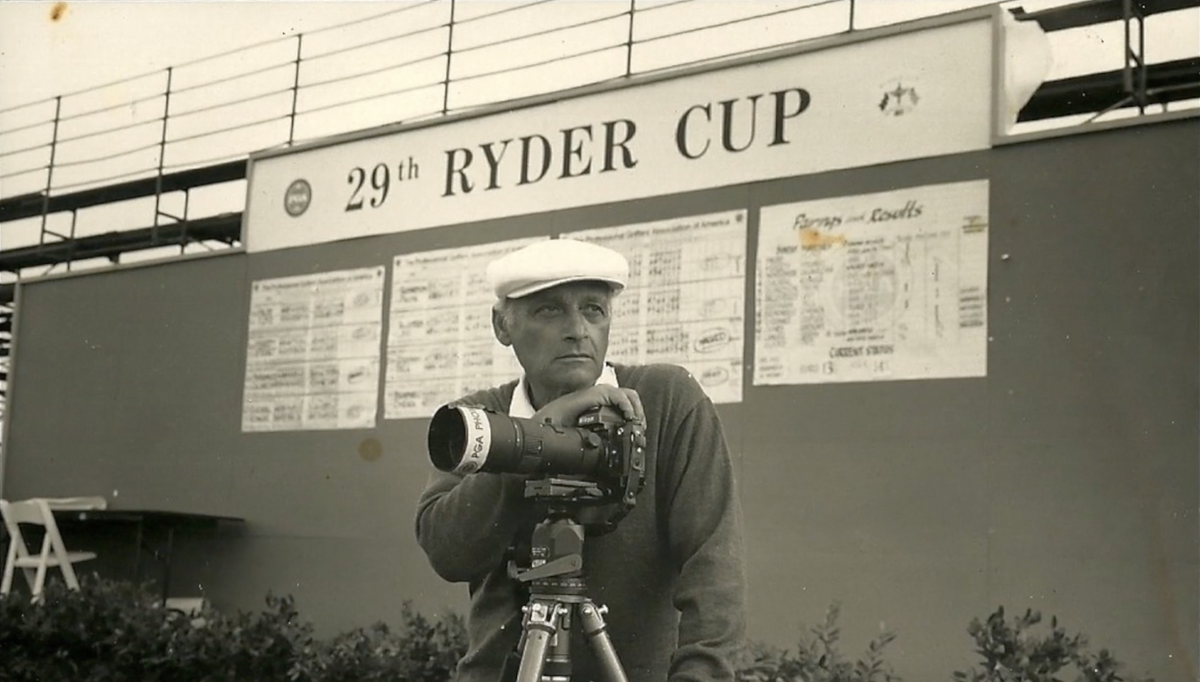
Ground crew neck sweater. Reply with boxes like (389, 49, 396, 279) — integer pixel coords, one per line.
(416, 363, 747, 682)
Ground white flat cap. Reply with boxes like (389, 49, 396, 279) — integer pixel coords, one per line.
(488, 239, 628, 300)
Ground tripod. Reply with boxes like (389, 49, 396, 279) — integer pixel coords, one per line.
(505, 479, 630, 682)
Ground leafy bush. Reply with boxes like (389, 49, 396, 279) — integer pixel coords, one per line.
(0, 580, 1159, 682)
(952, 606, 1155, 682)
(735, 602, 901, 682)
(0, 576, 467, 682)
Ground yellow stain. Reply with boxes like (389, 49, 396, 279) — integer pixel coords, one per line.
(50, 2, 68, 22)
(799, 228, 846, 249)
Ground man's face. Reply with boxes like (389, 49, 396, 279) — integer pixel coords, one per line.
(493, 281, 613, 408)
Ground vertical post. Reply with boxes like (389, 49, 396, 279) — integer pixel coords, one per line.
(848, 0, 856, 32)
(1121, 0, 1133, 97)
(442, 0, 457, 115)
(152, 67, 174, 243)
(65, 210, 78, 272)
(1135, 7, 1146, 113)
(288, 34, 304, 145)
(38, 96, 62, 247)
(1121, 0, 1147, 114)
(625, 0, 636, 77)
(179, 189, 192, 255)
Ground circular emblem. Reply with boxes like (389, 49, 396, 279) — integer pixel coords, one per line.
(284, 179, 312, 217)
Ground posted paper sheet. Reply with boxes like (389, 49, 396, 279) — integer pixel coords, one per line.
(384, 238, 545, 419)
(566, 211, 748, 403)
(242, 267, 386, 431)
(755, 180, 988, 385)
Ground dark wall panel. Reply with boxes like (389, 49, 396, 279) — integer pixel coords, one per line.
(4, 253, 248, 515)
(3, 119, 1196, 680)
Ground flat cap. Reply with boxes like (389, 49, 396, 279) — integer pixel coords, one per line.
(487, 239, 628, 300)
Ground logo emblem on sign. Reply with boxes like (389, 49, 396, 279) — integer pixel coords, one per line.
(878, 80, 920, 117)
(284, 179, 312, 217)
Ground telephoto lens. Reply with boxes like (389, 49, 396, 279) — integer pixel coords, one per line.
(427, 405, 608, 477)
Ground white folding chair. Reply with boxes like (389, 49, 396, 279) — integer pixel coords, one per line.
(1, 498, 98, 599)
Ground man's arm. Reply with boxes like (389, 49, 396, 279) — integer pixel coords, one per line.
(415, 468, 535, 584)
(661, 392, 748, 682)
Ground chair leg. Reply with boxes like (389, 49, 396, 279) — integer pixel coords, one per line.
(32, 563, 47, 600)
(20, 567, 37, 592)
(60, 557, 82, 590)
(0, 544, 13, 595)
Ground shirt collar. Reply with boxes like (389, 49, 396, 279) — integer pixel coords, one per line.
(509, 363, 619, 418)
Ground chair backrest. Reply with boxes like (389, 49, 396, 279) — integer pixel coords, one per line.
(2, 499, 66, 559)
(3, 498, 52, 526)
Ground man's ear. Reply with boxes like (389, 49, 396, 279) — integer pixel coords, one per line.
(492, 306, 512, 347)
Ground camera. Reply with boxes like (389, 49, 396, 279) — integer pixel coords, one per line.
(427, 404, 646, 510)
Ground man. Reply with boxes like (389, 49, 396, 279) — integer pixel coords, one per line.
(415, 238, 746, 682)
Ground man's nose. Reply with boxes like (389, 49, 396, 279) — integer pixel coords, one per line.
(562, 309, 589, 340)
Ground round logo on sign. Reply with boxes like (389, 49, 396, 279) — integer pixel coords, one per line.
(284, 179, 312, 217)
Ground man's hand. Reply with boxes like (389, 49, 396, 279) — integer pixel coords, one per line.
(532, 385, 645, 428)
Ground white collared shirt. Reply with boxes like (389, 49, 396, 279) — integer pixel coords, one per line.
(508, 363, 619, 418)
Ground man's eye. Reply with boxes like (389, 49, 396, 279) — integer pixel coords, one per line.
(583, 305, 608, 318)
(534, 305, 561, 316)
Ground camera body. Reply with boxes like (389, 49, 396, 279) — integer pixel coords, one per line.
(427, 403, 647, 524)
(566, 405, 647, 510)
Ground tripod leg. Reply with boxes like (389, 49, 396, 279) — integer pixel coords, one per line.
(578, 602, 629, 682)
(515, 600, 559, 682)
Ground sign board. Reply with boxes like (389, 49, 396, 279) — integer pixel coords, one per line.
(755, 180, 989, 385)
(245, 17, 993, 252)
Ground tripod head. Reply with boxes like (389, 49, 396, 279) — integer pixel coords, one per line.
(506, 410, 645, 587)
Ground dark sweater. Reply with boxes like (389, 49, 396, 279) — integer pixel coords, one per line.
(415, 363, 747, 682)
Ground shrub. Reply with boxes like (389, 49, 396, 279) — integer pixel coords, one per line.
(1, 580, 1159, 682)
(735, 602, 901, 682)
(307, 605, 466, 682)
(0, 576, 467, 682)
(952, 606, 1155, 682)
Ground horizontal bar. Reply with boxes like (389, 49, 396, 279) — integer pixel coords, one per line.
(452, 42, 624, 86)
(170, 87, 294, 120)
(301, 51, 447, 91)
(306, 0, 443, 38)
(174, 33, 295, 71)
(0, 118, 54, 137)
(0, 212, 243, 274)
(56, 117, 162, 147)
(636, 0, 841, 45)
(0, 140, 51, 159)
(53, 142, 162, 169)
(455, 0, 556, 27)
(297, 80, 445, 118)
(1009, 0, 1198, 31)
(454, 8, 630, 56)
(170, 59, 296, 97)
(0, 159, 246, 222)
(50, 166, 161, 194)
(11, 69, 164, 111)
(303, 20, 449, 63)
(1019, 55, 1200, 121)
(58, 90, 166, 125)
(166, 114, 288, 146)
(631, 0, 695, 16)
(161, 151, 247, 173)
(0, 95, 57, 117)
(0, 166, 49, 183)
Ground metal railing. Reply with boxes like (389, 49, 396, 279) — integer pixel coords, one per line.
(0, 0, 930, 204)
(1, 0, 1196, 224)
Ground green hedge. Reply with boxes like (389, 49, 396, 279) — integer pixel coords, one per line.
(0, 578, 1155, 682)
(0, 578, 463, 682)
